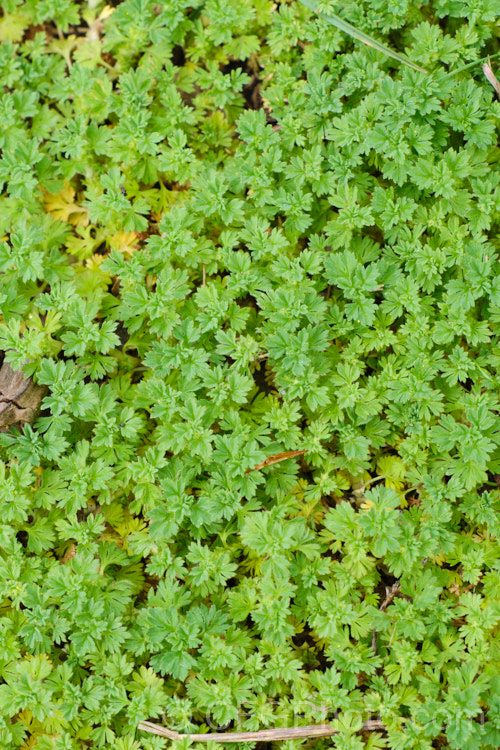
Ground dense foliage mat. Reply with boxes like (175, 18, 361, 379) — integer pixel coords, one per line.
(2, 0, 500, 748)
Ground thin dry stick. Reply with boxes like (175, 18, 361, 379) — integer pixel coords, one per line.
(245, 450, 308, 475)
(138, 719, 385, 742)
(371, 582, 401, 656)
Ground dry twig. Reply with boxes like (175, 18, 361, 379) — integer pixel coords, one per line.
(245, 450, 307, 474)
(138, 719, 385, 742)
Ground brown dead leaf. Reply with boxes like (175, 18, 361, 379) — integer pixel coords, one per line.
(245, 450, 307, 474)
(0, 360, 46, 430)
(60, 543, 77, 564)
(449, 580, 478, 599)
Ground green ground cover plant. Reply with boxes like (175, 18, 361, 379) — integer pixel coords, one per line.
(2, 0, 500, 748)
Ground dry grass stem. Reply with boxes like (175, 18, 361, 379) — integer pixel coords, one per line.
(483, 56, 500, 98)
(298, 0, 427, 73)
(245, 450, 308, 474)
(138, 719, 385, 742)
